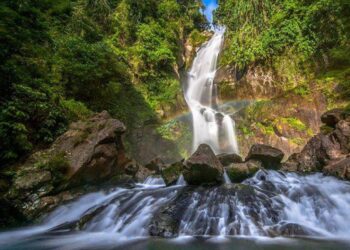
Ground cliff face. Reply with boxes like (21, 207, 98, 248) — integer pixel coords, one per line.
(214, 60, 348, 159)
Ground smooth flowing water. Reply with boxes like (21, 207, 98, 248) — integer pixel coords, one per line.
(184, 29, 239, 154)
(1, 172, 350, 249)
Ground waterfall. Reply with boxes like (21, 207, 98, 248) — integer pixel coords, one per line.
(185, 29, 238, 154)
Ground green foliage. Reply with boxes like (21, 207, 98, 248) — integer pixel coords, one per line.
(189, 29, 209, 48)
(238, 124, 254, 137)
(293, 84, 311, 97)
(0, 84, 67, 164)
(0, 0, 207, 166)
(61, 99, 92, 121)
(215, 0, 350, 69)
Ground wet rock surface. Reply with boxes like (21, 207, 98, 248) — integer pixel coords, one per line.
(283, 108, 350, 180)
(246, 144, 284, 169)
(226, 160, 262, 183)
(149, 182, 281, 237)
(183, 144, 224, 185)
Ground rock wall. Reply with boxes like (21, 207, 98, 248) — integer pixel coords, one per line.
(214, 61, 329, 159)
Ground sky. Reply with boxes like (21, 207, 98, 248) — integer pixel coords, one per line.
(203, 0, 218, 24)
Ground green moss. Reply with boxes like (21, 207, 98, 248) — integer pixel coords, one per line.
(36, 152, 69, 185)
(239, 125, 254, 137)
(281, 117, 307, 132)
(162, 162, 183, 185)
(226, 165, 259, 183)
(256, 122, 274, 135)
(290, 137, 305, 145)
(293, 84, 311, 97)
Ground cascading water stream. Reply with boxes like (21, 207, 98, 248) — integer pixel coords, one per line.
(184, 29, 238, 154)
(1, 172, 350, 250)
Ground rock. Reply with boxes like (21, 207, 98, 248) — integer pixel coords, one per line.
(268, 222, 321, 237)
(124, 159, 140, 176)
(134, 166, 155, 182)
(149, 188, 194, 238)
(321, 109, 349, 127)
(52, 111, 127, 185)
(217, 153, 243, 166)
(13, 170, 51, 191)
(324, 157, 350, 180)
(183, 144, 224, 185)
(283, 113, 350, 179)
(246, 144, 284, 169)
(145, 158, 165, 174)
(226, 160, 262, 182)
(149, 213, 180, 238)
(161, 160, 184, 185)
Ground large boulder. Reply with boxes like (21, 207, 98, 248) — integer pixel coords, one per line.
(246, 144, 284, 169)
(217, 153, 243, 166)
(52, 111, 127, 185)
(183, 144, 224, 185)
(226, 160, 262, 183)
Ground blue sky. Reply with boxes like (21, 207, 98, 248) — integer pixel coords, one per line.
(203, 0, 218, 23)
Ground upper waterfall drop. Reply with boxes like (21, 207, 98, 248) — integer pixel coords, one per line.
(185, 29, 238, 154)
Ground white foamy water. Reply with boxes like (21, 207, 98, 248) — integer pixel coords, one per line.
(176, 174, 187, 186)
(177, 171, 350, 238)
(184, 29, 238, 154)
(0, 172, 350, 250)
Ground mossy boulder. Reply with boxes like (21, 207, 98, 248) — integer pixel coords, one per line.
(183, 144, 224, 185)
(226, 160, 262, 183)
(161, 160, 184, 185)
